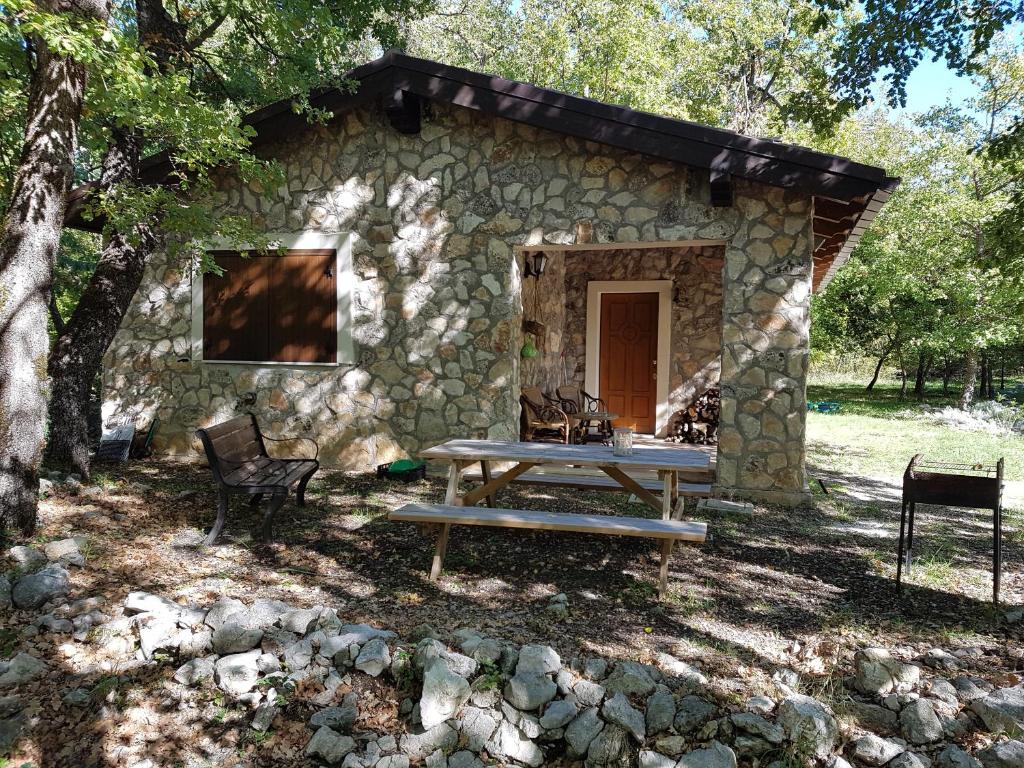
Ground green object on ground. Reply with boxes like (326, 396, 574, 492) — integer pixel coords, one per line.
(389, 459, 425, 472)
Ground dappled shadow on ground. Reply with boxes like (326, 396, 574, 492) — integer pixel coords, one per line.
(12, 457, 1022, 765)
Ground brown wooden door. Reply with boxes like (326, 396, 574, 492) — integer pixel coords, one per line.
(599, 292, 658, 433)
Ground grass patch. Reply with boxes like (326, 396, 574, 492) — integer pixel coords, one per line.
(806, 380, 1024, 481)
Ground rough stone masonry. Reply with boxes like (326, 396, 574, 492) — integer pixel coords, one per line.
(103, 99, 813, 504)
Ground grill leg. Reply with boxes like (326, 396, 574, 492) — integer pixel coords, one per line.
(994, 504, 1002, 605)
(896, 499, 908, 595)
(905, 502, 917, 577)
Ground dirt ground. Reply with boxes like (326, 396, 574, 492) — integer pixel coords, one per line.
(5, 457, 1023, 765)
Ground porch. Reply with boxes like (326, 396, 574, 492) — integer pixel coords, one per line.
(518, 241, 725, 440)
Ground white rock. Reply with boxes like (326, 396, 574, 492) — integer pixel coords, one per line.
(777, 694, 838, 759)
(215, 650, 262, 696)
(420, 658, 470, 729)
(355, 638, 391, 677)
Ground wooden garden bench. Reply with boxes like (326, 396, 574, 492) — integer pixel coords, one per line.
(389, 502, 707, 596)
(195, 414, 319, 544)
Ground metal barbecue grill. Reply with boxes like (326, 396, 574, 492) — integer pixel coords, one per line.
(897, 454, 1005, 604)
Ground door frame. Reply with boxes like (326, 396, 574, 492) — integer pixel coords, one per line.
(585, 280, 672, 436)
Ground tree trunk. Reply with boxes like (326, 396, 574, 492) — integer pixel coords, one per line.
(866, 339, 894, 391)
(46, 0, 182, 478)
(46, 132, 152, 477)
(913, 353, 929, 400)
(942, 357, 952, 395)
(959, 350, 979, 410)
(0, 0, 107, 532)
(898, 353, 908, 399)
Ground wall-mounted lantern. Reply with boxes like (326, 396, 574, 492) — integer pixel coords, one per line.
(523, 251, 548, 279)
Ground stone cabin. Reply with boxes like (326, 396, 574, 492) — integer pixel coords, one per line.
(83, 51, 897, 505)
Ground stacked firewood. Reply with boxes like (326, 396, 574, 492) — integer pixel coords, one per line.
(667, 387, 721, 444)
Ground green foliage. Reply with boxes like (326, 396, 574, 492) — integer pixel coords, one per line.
(815, 0, 1023, 110)
(800, 40, 1024, 379)
(407, 0, 849, 133)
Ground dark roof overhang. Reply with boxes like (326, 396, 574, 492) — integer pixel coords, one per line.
(65, 50, 898, 290)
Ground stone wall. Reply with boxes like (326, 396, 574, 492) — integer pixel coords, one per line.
(519, 252, 567, 395)
(103, 98, 813, 502)
(715, 188, 813, 504)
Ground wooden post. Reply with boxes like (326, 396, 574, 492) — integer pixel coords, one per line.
(481, 460, 496, 508)
(661, 470, 673, 521)
(430, 523, 451, 581)
(658, 538, 673, 597)
(444, 462, 463, 506)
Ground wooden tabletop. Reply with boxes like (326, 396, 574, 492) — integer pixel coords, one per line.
(566, 411, 617, 422)
(420, 438, 711, 474)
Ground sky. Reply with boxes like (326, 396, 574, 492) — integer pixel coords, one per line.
(899, 57, 979, 114)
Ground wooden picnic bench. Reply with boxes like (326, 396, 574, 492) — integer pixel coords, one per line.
(390, 503, 707, 596)
(195, 414, 319, 544)
(390, 438, 712, 596)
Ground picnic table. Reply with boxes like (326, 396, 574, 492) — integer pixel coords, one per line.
(422, 438, 710, 518)
(389, 439, 710, 595)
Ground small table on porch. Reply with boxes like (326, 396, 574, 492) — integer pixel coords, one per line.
(567, 411, 617, 444)
(421, 438, 711, 520)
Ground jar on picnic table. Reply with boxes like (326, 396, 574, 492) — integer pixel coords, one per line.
(612, 427, 634, 456)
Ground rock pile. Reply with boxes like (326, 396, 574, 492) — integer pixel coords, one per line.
(2, 546, 1023, 768)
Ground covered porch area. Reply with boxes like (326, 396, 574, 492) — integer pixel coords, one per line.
(518, 240, 725, 442)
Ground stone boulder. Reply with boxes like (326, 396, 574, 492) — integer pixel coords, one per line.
(43, 537, 86, 567)
(174, 657, 216, 686)
(399, 723, 458, 760)
(854, 648, 921, 696)
(540, 699, 579, 731)
(586, 723, 631, 768)
(124, 591, 205, 625)
(778, 694, 839, 760)
(566, 707, 605, 756)
(306, 726, 356, 764)
(900, 699, 943, 744)
(7, 546, 45, 570)
(674, 695, 719, 734)
(677, 741, 738, 768)
(603, 661, 657, 696)
(938, 745, 984, 768)
(487, 720, 543, 767)
(602, 693, 646, 741)
(977, 740, 1024, 768)
(0, 653, 47, 688)
(420, 658, 470, 729)
(971, 685, 1024, 735)
(12, 563, 69, 609)
(211, 624, 263, 654)
(354, 638, 391, 677)
(646, 685, 676, 735)
(848, 733, 904, 766)
(214, 650, 261, 696)
(505, 672, 557, 711)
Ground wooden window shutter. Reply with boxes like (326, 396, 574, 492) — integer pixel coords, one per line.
(203, 251, 270, 361)
(268, 249, 337, 363)
(203, 248, 337, 363)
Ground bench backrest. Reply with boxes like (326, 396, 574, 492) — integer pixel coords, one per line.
(195, 414, 267, 484)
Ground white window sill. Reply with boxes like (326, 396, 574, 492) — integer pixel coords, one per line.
(197, 359, 352, 368)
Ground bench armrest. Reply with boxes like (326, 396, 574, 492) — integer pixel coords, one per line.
(262, 435, 319, 461)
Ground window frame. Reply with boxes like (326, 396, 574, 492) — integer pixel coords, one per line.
(191, 231, 355, 367)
